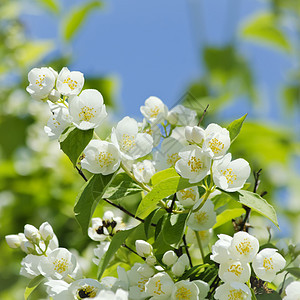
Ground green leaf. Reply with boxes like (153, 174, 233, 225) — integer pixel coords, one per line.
(162, 213, 189, 246)
(228, 190, 279, 228)
(62, 1, 103, 42)
(37, 0, 60, 14)
(286, 267, 300, 279)
(60, 126, 93, 166)
(97, 226, 137, 279)
(213, 208, 246, 229)
(137, 170, 196, 218)
(155, 216, 165, 240)
(17, 40, 54, 68)
(256, 292, 281, 300)
(103, 173, 142, 201)
(241, 12, 291, 52)
(251, 288, 258, 300)
(144, 209, 159, 239)
(74, 173, 115, 233)
(24, 275, 44, 300)
(227, 114, 247, 143)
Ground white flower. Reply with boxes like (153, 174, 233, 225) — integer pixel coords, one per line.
(193, 280, 209, 300)
(93, 241, 110, 265)
(20, 254, 42, 278)
(5, 234, 22, 249)
(171, 280, 199, 300)
(24, 224, 40, 244)
(95, 288, 129, 300)
(127, 263, 154, 300)
(56, 67, 84, 96)
(175, 145, 211, 184)
(203, 123, 230, 159)
(214, 282, 251, 300)
(39, 222, 54, 242)
(212, 154, 251, 192)
(167, 105, 197, 126)
(44, 102, 72, 140)
(26, 67, 56, 100)
(187, 199, 216, 231)
(146, 255, 157, 266)
(186, 228, 212, 248)
(88, 217, 109, 242)
(171, 254, 189, 277)
(210, 234, 232, 264)
(111, 116, 153, 160)
(145, 272, 174, 299)
(45, 280, 71, 300)
(69, 278, 103, 299)
(38, 248, 77, 280)
(185, 126, 206, 144)
(229, 232, 259, 263)
(219, 260, 251, 283)
(176, 186, 200, 208)
(136, 240, 153, 257)
(69, 89, 107, 130)
(162, 250, 178, 266)
(48, 89, 61, 103)
(252, 248, 286, 282)
(132, 160, 156, 184)
(154, 137, 187, 171)
(81, 140, 121, 175)
(140, 96, 168, 124)
(283, 281, 300, 300)
(139, 119, 161, 147)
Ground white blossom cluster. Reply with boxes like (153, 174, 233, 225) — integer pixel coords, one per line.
(211, 232, 286, 299)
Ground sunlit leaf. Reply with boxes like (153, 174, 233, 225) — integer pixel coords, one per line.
(24, 275, 44, 300)
(62, 0, 103, 42)
(213, 208, 246, 229)
(37, 0, 60, 14)
(241, 12, 291, 52)
(227, 114, 247, 143)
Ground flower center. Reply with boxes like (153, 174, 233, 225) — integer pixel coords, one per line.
(52, 117, 61, 128)
(150, 105, 160, 118)
(263, 257, 274, 270)
(175, 286, 192, 300)
(96, 151, 114, 168)
(221, 168, 237, 184)
(121, 134, 136, 151)
(228, 289, 244, 300)
(167, 153, 180, 166)
(180, 189, 196, 201)
(208, 138, 224, 154)
(77, 285, 97, 298)
(195, 211, 208, 224)
(63, 77, 78, 90)
(153, 279, 165, 295)
(35, 74, 46, 87)
(235, 239, 253, 256)
(79, 106, 96, 122)
(188, 156, 203, 172)
(137, 278, 148, 292)
(53, 258, 68, 273)
(227, 263, 243, 277)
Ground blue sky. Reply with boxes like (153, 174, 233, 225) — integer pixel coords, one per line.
(21, 0, 297, 128)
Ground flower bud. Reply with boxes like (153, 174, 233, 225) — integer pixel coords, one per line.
(146, 255, 156, 266)
(137, 263, 155, 278)
(135, 240, 153, 257)
(24, 224, 40, 244)
(162, 250, 178, 266)
(23, 241, 35, 254)
(5, 234, 21, 249)
(178, 253, 189, 269)
(39, 222, 54, 242)
(171, 261, 186, 277)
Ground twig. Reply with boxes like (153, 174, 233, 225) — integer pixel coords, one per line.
(240, 169, 262, 231)
(75, 166, 156, 226)
(167, 194, 177, 213)
(197, 104, 209, 126)
(122, 243, 145, 260)
(182, 234, 193, 268)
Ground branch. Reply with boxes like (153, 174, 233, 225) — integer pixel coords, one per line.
(182, 234, 193, 268)
(197, 104, 209, 126)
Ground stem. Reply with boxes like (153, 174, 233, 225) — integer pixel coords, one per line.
(197, 104, 209, 126)
(240, 169, 262, 231)
(195, 230, 205, 262)
(167, 194, 177, 213)
(120, 162, 151, 193)
(93, 131, 101, 140)
(182, 234, 193, 268)
(75, 166, 156, 226)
